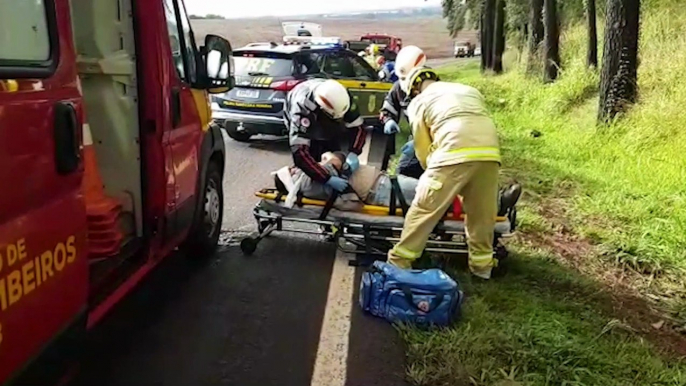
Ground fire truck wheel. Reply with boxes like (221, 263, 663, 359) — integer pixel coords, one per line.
(184, 160, 223, 257)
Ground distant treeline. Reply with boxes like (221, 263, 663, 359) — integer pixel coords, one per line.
(189, 14, 226, 20)
(189, 6, 442, 21)
(324, 7, 442, 20)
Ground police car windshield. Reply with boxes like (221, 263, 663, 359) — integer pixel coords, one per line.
(233, 51, 294, 77)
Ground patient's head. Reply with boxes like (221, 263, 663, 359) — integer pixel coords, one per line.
(320, 151, 347, 171)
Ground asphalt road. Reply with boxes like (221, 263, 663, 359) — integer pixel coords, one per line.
(71, 132, 409, 386)
(427, 56, 476, 68)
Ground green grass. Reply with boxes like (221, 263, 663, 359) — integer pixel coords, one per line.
(399, 250, 686, 386)
(395, 2, 686, 384)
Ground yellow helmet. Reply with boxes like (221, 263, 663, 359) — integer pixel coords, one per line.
(400, 67, 440, 96)
(0, 80, 19, 92)
(369, 44, 379, 54)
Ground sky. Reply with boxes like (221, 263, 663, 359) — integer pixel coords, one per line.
(184, 0, 442, 19)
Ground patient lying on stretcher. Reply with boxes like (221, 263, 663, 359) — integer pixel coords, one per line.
(272, 151, 521, 215)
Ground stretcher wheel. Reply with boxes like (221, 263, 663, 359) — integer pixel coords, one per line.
(240, 237, 258, 255)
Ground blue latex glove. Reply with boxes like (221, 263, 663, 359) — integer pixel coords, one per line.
(346, 152, 360, 173)
(325, 176, 349, 193)
(401, 140, 416, 157)
(384, 119, 400, 135)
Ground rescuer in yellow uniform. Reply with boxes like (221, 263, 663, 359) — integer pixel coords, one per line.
(363, 44, 383, 70)
(387, 66, 501, 280)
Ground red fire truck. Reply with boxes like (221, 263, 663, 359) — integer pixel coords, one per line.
(345, 33, 403, 60)
(0, 0, 233, 384)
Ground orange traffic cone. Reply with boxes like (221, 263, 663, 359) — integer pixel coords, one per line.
(81, 117, 123, 258)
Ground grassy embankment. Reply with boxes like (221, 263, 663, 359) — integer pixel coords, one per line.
(397, 1, 686, 385)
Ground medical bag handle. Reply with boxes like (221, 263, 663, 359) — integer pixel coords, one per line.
(400, 285, 445, 314)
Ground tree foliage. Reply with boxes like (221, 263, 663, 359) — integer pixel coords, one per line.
(442, 0, 483, 37)
(189, 14, 226, 20)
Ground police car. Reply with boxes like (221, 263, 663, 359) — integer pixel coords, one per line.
(212, 36, 394, 142)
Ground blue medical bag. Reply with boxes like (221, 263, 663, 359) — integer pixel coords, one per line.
(359, 261, 464, 327)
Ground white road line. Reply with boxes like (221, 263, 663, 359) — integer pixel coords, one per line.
(310, 250, 356, 386)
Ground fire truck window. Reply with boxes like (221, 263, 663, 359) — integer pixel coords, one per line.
(0, 0, 50, 62)
(176, 0, 198, 84)
(163, 0, 185, 80)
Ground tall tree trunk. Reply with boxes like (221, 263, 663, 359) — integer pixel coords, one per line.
(527, 0, 544, 73)
(543, 0, 560, 82)
(481, 0, 496, 70)
(587, 0, 598, 67)
(598, 0, 641, 123)
(493, 0, 506, 73)
(480, 13, 488, 71)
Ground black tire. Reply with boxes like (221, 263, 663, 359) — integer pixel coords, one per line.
(240, 237, 258, 255)
(226, 125, 252, 142)
(182, 161, 224, 257)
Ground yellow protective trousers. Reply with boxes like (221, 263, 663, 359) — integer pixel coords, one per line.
(388, 161, 500, 275)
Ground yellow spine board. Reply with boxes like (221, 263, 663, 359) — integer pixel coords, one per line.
(255, 191, 508, 222)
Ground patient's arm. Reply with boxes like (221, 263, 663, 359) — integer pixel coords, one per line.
(296, 164, 338, 200)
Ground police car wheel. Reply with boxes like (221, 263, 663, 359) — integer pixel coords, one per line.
(183, 161, 224, 257)
(226, 125, 252, 142)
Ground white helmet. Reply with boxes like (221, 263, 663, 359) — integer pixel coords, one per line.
(395, 45, 427, 81)
(313, 80, 350, 119)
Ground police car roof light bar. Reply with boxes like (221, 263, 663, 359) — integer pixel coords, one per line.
(282, 36, 343, 46)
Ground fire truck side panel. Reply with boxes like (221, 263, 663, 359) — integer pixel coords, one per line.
(0, 0, 89, 383)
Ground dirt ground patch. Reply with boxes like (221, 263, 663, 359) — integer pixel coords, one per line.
(519, 198, 686, 358)
(191, 17, 476, 58)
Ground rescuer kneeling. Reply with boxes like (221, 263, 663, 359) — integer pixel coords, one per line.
(387, 67, 502, 280)
(283, 79, 366, 193)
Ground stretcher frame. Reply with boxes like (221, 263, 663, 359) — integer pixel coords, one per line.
(240, 187, 518, 267)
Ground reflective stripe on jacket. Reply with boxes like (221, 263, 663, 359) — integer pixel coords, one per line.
(407, 81, 500, 169)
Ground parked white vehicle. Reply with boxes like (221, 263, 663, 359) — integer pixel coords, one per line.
(281, 21, 322, 37)
(454, 41, 476, 58)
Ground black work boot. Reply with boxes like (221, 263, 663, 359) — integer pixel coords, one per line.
(498, 183, 522, 217)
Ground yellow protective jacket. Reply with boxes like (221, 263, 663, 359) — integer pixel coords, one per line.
(406, 81, 500, 169)
(364, 54, 382, 70)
